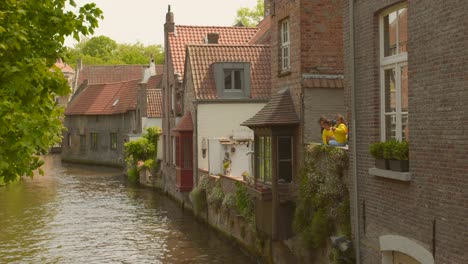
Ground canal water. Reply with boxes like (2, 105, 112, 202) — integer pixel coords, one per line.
(0, 155, 255, 264)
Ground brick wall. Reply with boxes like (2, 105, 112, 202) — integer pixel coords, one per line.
(303, 88, 345, 144)
(62, 113, 136, 167)
(344, 0, 468, 263)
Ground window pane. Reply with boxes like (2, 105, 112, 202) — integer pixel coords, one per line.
(384, 68, 396, 112)
(234, 70, 242, 89)
(224, 70, 232, 90)
(401, 65, 408, 112)
(282, 22, 288, 43)
(278, 137, 292, 160)
(383, 11, 397, 57)
(282, 46, 289, 70)
(402, 114, 409, 141)
(278, 137, 292, 183)
(279, 162, 292, 183)
(398, 8, 408, 53)
(385, 114, 397, 140)
(265, 137, 272, 183)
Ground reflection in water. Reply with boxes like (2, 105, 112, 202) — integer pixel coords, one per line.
(0, 155, 254, 263)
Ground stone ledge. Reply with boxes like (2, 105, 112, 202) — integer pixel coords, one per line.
(369, 167, 411, 181)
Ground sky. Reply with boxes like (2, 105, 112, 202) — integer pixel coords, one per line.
(66, 0, 259, 47)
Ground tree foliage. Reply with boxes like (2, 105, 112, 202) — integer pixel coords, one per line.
(0, 0, 103, 183)
(234, 0, 264, 27)
(65, 36, 164, 66)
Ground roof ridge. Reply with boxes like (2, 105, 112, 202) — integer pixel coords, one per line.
(176, 25, 258, 29)
(87, 78, 142, 86)
(187, 44, 269, 47)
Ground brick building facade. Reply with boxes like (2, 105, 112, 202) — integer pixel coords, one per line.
(345, 0, 467, 263)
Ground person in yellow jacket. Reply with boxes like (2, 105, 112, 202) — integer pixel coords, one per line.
(321, 119, 335, 145)
(330, 114, 348, 146)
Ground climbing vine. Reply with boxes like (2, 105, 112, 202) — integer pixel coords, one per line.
(293, 145, 354, 263)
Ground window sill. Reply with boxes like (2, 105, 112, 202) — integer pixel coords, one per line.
(369, 167, 411, 181)
(277, 69, 291, 77)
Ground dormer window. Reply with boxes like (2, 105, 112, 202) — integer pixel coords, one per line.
(214, 62, 251, 98)
(224, 69, 243, 90)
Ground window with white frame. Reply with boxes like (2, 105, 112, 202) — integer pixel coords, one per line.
(213, 62, 251, 98)
(380, 4, 408, 141)
(280, 19, 290, 71)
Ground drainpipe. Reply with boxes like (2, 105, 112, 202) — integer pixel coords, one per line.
(349, 0, 361, 263)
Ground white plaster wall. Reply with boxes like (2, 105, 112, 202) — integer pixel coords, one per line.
(142, 117, 163, 160)
(197, 103, 265, 174)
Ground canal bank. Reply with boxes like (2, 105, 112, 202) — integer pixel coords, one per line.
(0, 155, 256, 263)
(139, 168, 300, 264)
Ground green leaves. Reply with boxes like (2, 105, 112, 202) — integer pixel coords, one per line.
(65, 37, 165, 66)
(234, 0, 264, 27)
(0, 0, 102, 183)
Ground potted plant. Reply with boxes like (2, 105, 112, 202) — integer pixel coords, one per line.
(369, 142, 388, 169)
(388, 140, 409, 172)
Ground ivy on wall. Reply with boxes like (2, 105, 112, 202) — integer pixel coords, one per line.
(293, 145, 354, 263)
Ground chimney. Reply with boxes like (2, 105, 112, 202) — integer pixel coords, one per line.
(165, 5, 175, 33)
(207, 33, 219, 44)
(149, 56, 156, 75)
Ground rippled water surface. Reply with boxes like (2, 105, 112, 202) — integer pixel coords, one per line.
(0, 155, 254, 263)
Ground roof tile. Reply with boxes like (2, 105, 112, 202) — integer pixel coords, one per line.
(242, 89, 299, 127)
(147, 89, 162, 118)
(65, 79, 140, 116)
(168, 25, 258, 76)
(187, 44, 271, 100)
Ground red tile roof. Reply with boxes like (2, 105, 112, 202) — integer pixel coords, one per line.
(249, 16, 271, 45)
(186, 44, 271, 100)
(168, 25, 259, 76)
(147, 89, 162, 118)
(173, 112, 193, 131)
(145, 74, 163, 89)
(54, 59, 75, 74)
(65, 79, 140, 115)
(242, 89, 300, 127)
(76, 64, 163, 87)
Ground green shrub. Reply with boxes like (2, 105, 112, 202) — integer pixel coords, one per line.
(393, 140, 409, 160)
(369, 142, 385, 159)
(309, 208, 332, 248)
(207, 182, 224, 209)
(222, 192, 237, 211)
(293, 144, 351, 254)
(383, 140, 398, 160)
(190, 186, 207, 214)
(235, 181, 254, 220)
(127, 167, 139, 183)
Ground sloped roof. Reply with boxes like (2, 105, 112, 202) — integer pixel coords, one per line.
(76, 64, 163, 87)
(54, 59, 75, 74)
(249, 16, 271, 45)
(173, 112, 193, 132)
(242, 89, 300, 127)
(147, 89, 162, 118)
(145, 74, 163, 89)
(186, 44, 271, 100)
(65, 79, 140, 115)
(168, 25, 259, 76)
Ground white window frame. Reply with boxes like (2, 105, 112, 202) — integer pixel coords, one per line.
(280, 19, 290, 71)
(223, 69, 244, 91)
(379, 3, 408, 141)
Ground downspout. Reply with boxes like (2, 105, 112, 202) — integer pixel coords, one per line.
(349, 0, 361, 263)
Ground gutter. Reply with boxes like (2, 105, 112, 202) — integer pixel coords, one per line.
(349, 0, 361, 263)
